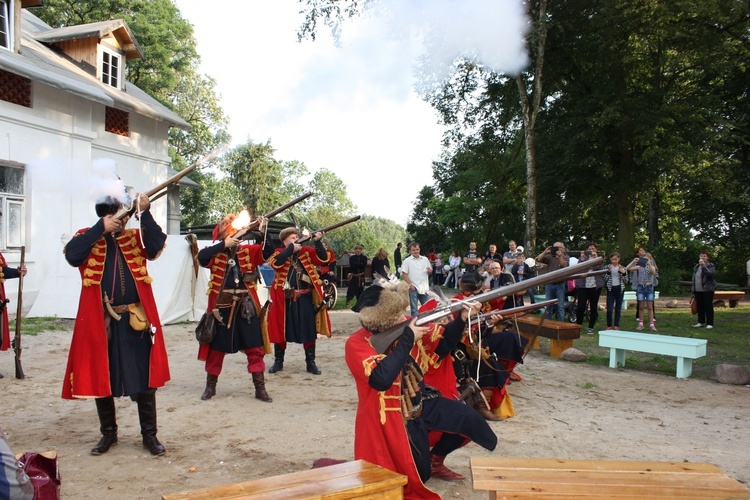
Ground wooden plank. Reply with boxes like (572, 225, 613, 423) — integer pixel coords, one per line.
(514, 316, 581, 341)
(471, 457, 750, 499)
(162, 460, 406, 500)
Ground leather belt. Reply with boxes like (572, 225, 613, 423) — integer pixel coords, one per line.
(111, 302, 141, 314)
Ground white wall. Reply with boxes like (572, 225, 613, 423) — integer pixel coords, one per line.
(0, 79, 174, 314)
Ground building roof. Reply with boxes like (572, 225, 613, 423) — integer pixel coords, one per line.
(33, 19, 143, 59)
(0, 10, 190, 130)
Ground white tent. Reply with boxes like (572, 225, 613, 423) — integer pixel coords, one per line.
(27, 235, 209, 324)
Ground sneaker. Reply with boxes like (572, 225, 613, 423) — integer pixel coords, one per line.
(606, 327, 613, 330)
(649, 323, 657, 332)
(587, 328, 594, 334)
(692, 323, 703, 328)
(636, 322, 644, 331)
(614, 326, 619, 330)
(706, 325, 713, 329)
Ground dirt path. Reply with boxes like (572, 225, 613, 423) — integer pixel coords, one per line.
(1, 309, 748, 498)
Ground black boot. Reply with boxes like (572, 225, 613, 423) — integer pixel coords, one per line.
(268, 344, 285, 374)
(137, 389, 166, 456)
(305, 343, 321, 375)
(91, 396, 118, 455)
(201, 373, 218, 400)
(252, 372, 272, 402)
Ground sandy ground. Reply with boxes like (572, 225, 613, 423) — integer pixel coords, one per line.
(1, 308, 749, 499)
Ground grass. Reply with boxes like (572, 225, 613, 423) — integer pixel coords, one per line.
(554, 303, 750, 380)
(10, 316, 74, 336)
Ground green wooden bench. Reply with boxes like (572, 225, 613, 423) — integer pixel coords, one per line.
(598, 330, 707, 378)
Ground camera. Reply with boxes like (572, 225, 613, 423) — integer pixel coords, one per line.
(551, 246, 561, 256)
(585, 250, 592, 256)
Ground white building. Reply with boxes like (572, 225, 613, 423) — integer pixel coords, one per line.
(0, 2, 206, 321)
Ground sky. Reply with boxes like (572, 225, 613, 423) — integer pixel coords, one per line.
(172, 0, 528, 226)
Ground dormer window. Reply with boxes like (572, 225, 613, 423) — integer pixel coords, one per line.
(100, 46, 122, 89)
(0, 0, 13, 51)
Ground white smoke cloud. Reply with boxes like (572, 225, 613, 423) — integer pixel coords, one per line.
(27, 158, 130, 205)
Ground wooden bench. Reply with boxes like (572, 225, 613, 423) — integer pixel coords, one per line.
(599, 330, 707, 378)
(514, 316, 581, 358)
(713, 290, 746, 308)
(621, 290, 660, 310)
(471, 456, 750, 499)
(161, 460, 407, 500)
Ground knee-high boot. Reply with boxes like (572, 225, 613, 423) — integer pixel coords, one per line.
(305, 343, 321, 375)
(137, 389, 166, 456)
(201, 373, 218, 400)
(474, 390, 502, 421)
(251, 372, 272, 402)
(91, 396, 118, 455)
(268, 344, 285, 374)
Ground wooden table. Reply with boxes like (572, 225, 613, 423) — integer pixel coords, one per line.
(162, 460, 407, 500)
(471, 456, 750, 499)
(513, 316, 581, 358)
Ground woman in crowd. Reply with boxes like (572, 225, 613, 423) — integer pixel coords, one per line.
(626, 247, 658, 331)
(691, 250, 717, 329)
(444, 250, 462, 289)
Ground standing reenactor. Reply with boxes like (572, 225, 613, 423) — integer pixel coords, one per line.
(266, 227, 331, 375)
(346, 244, 368, 308)
(196, 213, 274, 402)
(63, 192, 170, 456)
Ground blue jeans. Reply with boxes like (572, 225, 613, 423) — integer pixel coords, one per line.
(606, 285, 624, 327)
(545, 282, 566, 321)
(409, 289, 429, 317)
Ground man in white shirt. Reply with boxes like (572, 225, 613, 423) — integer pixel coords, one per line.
(401, 242, 433, 316)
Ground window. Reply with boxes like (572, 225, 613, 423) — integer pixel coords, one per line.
(105, 106, 129, 136)
(0, 165, 25, 250)
(0, 0, 12, 51)
(100, 47, 122, 89)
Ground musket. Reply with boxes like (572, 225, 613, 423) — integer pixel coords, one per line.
(296, 215, 362, 244)
(13, 246, 25, 379)
(370, 257, 603, 354)
(231, 192, 313, 241)
(566, 268, 608, 281)
(473, 299, 558, 323)
(114, 144, 229, 220)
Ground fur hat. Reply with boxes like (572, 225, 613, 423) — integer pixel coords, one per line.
(279, 226, 298, 243)
(355, 281, 410, 332)
(95, 196, 123, 217)
(212, 213, 237, 242)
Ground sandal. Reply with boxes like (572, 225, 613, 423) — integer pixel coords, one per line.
(636, 322, 644, 331)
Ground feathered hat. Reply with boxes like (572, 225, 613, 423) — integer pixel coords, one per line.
(353, 281, 410, 332)
(212, 213, 237, 242)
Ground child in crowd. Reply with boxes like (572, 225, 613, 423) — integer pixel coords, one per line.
(603, 252, 628, 330)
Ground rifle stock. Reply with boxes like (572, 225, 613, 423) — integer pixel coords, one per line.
(296, 215, 361, 244)
(13, 246, 25, 379)
(370, 257, 603, 354)
(231, 192, 313, 241)
(115, 144, 228, 220)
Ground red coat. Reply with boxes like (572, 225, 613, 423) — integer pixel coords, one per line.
(266, 246, 331, 343)
(61, 228, 170, 399)
(345, 327, 440, 500)
(198, 244, 268, 360)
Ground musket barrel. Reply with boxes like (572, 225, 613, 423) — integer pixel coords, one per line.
(297, 215, 361, 243)
(370, 257, 603, 353)
(231, 192, 313, 240)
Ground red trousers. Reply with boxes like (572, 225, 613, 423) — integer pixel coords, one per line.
(204, 346, 265, 375)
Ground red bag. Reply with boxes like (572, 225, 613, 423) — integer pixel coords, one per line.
(16, 451, 60, 500)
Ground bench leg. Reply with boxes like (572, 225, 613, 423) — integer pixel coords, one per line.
(729, 300, 738, 308)
(609, 348, 626, 368)
(550, 339, 573, 358)
(675, 357, 693, 378)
